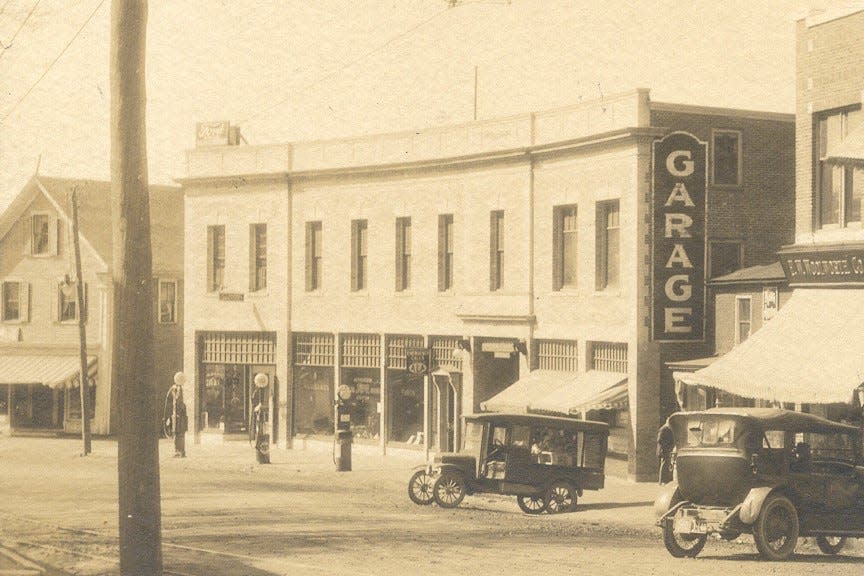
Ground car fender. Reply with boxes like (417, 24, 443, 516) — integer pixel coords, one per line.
(739, 486, 775, 524)
(653, 482, 681, 519)
(435, 463, 468, 478)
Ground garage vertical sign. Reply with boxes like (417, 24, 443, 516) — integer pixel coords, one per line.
(652, 132, 707, 342)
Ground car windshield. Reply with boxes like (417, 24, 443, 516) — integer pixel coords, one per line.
(462, 421, 483, 454)
(685, 417, 738, 447)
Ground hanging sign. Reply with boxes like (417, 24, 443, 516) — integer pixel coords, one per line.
(652, 132, 707, 342)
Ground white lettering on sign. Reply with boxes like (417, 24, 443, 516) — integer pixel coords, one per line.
(665, 150, 695, 177)
(664, 307, 692, 333)
(664, 275, 692, 301)
(664, 183, 695, 207)
(664, 214, 693, 238)
(665, 244, 694, 268)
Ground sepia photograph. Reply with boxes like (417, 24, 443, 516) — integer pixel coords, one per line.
(1, 1, 864, 574)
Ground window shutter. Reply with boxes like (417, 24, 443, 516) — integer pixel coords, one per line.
(55, 218, 63, 256)
(350, 221, 359, 291)
(395, 219, 404, 291)
(51, 280, 58, 322)
(437, 216, 446, 292)
(20, 281, 30, 322)
(21, 218, 31, 255)
(552, 208, 563, 291)
(304, 222, 313, 291)
(49, 216, 59, 256)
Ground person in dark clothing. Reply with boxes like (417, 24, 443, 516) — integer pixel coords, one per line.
(656, 420, 675, 485)
(173, 387, 188, 458)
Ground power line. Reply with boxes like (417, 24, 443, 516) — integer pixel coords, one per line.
(240, 6, 451, 126)
(0, 0, 42, 59)
(0, 0, 104, 126)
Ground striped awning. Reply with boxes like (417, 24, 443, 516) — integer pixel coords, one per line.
(0, 355, 97, 388)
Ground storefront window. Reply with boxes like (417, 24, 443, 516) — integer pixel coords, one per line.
(66, 385, 96, 420)
(201, 364, 225, 431)
(388, 373, 424, 443)
(294, 366, 334, 435)
(343, 368, 380, 440)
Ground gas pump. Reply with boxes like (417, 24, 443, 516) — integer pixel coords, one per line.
(334, 384, 353, 472)
(250, 372, 270, 464)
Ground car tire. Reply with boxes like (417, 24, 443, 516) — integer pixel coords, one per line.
(662, 518, 707, 558)
(752, 494, 799, 561)
(545, 481, 577, 514)
(407, 470, 435, 506)
(815, 535, 846, 555)
(516, 494, 547, 514)
(433, 472, 466, 509)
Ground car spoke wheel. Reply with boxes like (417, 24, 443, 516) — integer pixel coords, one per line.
(662, 519, 707, 558)
(407, 470, 435, 506)
(433, 472, 466, 509)
(517, 494, 547, 514)
(815, 535, 846, 555)
(753, 494, 799, 561)
(545, 482, 577, 514)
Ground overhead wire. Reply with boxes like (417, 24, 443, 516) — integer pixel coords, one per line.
(0, 0, 104, 126)
(0, 0, 41, 58)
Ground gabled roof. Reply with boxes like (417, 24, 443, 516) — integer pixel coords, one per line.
(0, 175, 183, 273)
(708, 262, 787, 286)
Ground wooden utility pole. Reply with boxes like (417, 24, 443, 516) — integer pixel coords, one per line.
(111, 1, 162, 574)
(71, 188, 92, 455)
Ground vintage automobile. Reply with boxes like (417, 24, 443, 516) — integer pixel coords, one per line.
(407, 413, 609, 514)
(654, 407, 864, 560)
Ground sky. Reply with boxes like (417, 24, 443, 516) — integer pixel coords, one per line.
(0, 0, 860, 210)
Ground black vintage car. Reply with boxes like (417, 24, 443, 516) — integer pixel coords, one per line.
(408, 413, 608, 514)
(654, 407, 864, 560)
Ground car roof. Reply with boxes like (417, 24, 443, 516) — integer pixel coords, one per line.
(669, 407, 860, 434)
(464, 412, 609, 432)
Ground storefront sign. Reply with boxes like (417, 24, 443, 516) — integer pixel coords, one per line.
(405, 348, 429, 377)
(652, 132, 707, 342)
(196, 121, 231, 146)
(780, 248, 864, 284)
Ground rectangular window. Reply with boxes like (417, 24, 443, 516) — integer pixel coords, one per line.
(1, 281, 27, 322)
(395, 217, 412, 292)
(158, 279, 177, 324)
(553, 205, 578, 290)
(305, 221, 323, 291)
(250, 223, 267, 291)
(207, 225, 225, 292)
(535, 339, 578, 372)
(596, 201, 620, 290)
(351, 219, 368, 291)
(736, 296, 752, 344)
(817, 107, 864, 229)
(438, 214, 454, 291)
(589, 341, 628, 373)
(489, 210, 504, 291)
(712, 130, 742, 186)
(709, 241, 742, 278)
(31, 214, 51, 255)
(58, 281, 86, 323)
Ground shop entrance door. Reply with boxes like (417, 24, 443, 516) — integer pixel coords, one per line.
(431, 371, 460, 452)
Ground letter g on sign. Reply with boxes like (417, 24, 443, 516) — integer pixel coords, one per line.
(666, 150, 695, 177)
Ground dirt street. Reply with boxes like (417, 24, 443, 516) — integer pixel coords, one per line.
(0, 435, 862, 575)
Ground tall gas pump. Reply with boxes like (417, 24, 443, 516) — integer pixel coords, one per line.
(335, 384, 353, 472)
(251, 372, 270, 464)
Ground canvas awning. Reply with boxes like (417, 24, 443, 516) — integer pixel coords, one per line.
(532, 371, 628, 415)
(674, 288, 864, 404)
(480, 370, 576, 413)
(0, 355, 97, 388)
(825, 122, 864, 165)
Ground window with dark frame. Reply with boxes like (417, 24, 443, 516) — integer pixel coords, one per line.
(595, 200, 620, 290)
(438, 214, 454, 291)
(31, 214, 51, 255)
(816, 106, 864, 229)
(305, 221, 323, 291)
(712, 130, 742, 186)
(395, 217, 411, 292)
(158, 279, 177, 324)
(207, 225, 225, 292)
(351, 219, 368, 291)
(58, 281, 85, 323)
(736, 296, 752, 345)
(490, 210, 504, 291)
(553, 205, 578, 290)
(250, 223, 267, 291)
(2, 281, 20, 321)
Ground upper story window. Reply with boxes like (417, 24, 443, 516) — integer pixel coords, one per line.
(158, 279, 177, 324)
(553, 205, 578, 290)
(57, 280, 86, 324)
(1, 280, 29, 322)
(305, 221, 323, 292)
(595, 200, 620, 290)
(395, 217, 412, 292)
(816, 106, 864, 229)
(351, 219, 368, 292)
(250, 223, 267, 291)
(438, 214, 454, 292)
(207, 225, 225, 292)
(490, 210, 504, 291)
(736, 296, 752, 345)
(712, 130, 742, 187)
(26, 213, 58, 257)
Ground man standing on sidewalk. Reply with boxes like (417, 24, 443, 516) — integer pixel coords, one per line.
(656, 420, 674, 484)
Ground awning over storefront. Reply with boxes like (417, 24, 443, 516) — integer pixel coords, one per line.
(826, 122, 864, 165)
(532, 371, 628, 415)
(0, 355, 97, 388)
(675, 289, 864, 404)
(480, 370, 575, 413)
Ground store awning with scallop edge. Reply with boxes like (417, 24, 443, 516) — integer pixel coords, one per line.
(0, 355, 96, 388)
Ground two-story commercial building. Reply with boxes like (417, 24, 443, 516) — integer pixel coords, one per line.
(0, 175, 184, 435)
(677, 8, 864, 421)
(180, 89, 794, 480)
